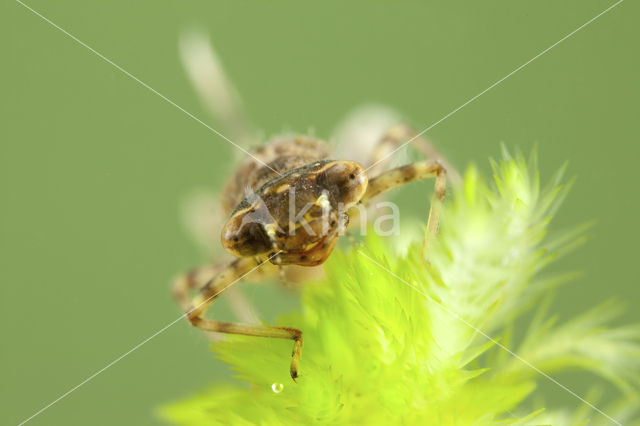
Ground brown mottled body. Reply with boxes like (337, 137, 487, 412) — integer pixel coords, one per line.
(175, 35, 456, 381)
(221, 136, 330, 215)
(223, 158, 367, 266)
(174, 128, 448, 381)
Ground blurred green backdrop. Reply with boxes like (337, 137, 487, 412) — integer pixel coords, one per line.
(2, 0, 638, 424)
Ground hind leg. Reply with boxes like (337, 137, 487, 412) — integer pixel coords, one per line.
(179, 30, 255, 147)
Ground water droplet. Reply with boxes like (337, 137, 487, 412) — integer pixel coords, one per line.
(271, 382, 284, 393)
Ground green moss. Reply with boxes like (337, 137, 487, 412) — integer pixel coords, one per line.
(162, 151, 639, 425)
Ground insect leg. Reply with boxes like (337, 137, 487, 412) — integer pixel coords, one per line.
(358, 161, 447, 253)
(173, 263, 260, 324)
(367, 124, 461, 186)
(172, 264, 219, 312)
(179, 30, 255, 147)
(181, 257, 304, 381)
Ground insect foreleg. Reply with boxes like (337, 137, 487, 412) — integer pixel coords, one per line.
(180, 257, 304, 381)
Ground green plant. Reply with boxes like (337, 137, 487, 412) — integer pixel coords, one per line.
(162, 150, 640, 425)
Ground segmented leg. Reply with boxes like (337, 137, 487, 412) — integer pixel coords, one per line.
(179, 30, 255, 147)
(172, 263, 260, 324)
(175, 256, 304, 381)
(367, 123, 461, 186)
(172, 263, 219, 312)
(358, 160, 447, 253)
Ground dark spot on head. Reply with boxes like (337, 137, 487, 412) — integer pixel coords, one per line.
(233, 235, 239, 242)
(330, 220, 336, 226)
(349, 173, 356, 180)
(300, 255, 308, 261)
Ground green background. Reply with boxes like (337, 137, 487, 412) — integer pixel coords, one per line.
(2, 0, 638, 424)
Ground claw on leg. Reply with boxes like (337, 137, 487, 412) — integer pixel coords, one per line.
(174, 257, 305, 381)
(289, 332, 304, 381)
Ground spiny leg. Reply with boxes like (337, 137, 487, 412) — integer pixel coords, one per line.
(357, 160, 446, 254)
(182, 256, 305, 381)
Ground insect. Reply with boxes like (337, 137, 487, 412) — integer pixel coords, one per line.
(173, 31, 458, 381)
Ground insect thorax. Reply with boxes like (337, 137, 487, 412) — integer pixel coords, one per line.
(222, 136, 330, 216)
(220, 136, 368, 263)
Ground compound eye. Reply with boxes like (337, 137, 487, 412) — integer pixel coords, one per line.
(222, 215, 272, 257)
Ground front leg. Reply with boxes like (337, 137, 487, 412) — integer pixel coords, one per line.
(172, 262, 260, 325)
(177, 256, 305, 381)
(358, 161, 446, 253)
